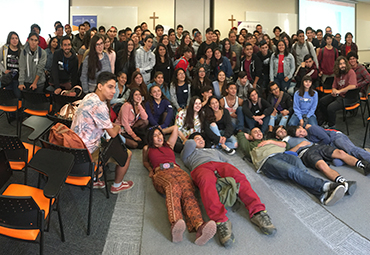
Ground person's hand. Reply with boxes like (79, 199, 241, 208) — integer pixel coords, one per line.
(54, 88, 62, 94)
(177, 107, 182, 112)
(134, 136, 142, 142)
(4, 70, 11, 74)
(244, 133, 252, 140)
(331, 88, 338, 97)
(301, 62, 305, 68)
(257, 119, 263, 125)
(136, 68, 140, 72)
(305, 124, 312, 129)
(230, 112, 237, 118)
(284, 77, 289, 82)
(318, 71, 323, 77)
(18, 84, 26, 90)
(281, 109, 289, 116)
(271, 108, 278, 116)
(30, 83, 37, 90)
(258, 140, 271, 147)
(299, 119, 304, 127)
(182, 138, 188, 144)
(219, 136, 226, 145)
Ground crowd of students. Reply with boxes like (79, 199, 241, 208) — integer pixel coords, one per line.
(1, 20, 370, 249)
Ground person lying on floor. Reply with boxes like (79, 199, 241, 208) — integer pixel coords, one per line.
(301, 124, 370, 174)
(236, 128, 346, 206)
(274, 126, 370, 195)
(142, 126, 216, 245)
(181, 132, 276, 248)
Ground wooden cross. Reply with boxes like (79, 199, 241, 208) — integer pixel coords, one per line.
(150, 12, 159, 30)
(228, 15, 236, 27)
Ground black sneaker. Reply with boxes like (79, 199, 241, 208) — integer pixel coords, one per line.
(362, 161, 370, 176)
(216, 220, 235, 248)
(343, 181, 357, 196)
(250, 210, 277, 235)
(222, 146, 235, 156)
(320, 183, 345, 206)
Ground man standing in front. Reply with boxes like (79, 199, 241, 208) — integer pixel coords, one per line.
(72, 71, 134, 194)
(181, 133, 276, 248)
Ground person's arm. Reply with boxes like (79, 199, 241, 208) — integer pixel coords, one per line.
(358, 66, 370, 89)
(117, 104, 138, 139)
(285, 93, 293, 114)
(236, 131, 252, 159)
(222, 110, 234, 138)
(309, 42, 319, 68)
(161, 100, 173, 129)
(252, 56, 262, 87)
(181, 139, 196, 162)
(142, 145, 154, 178)
(287, 54, 295, 79)
(257, 139, 286, 148)
(242, 99, 253, 119)
(269, 54, 275, 82)
(167, 125, 179, 149)
(293, 92, 302, 120)
(80, 56, 89, 93)
(105, 123, 121, 138)
(138, 103, 148, 120)
(169, 83, 180, 110)
(0, 46, 6, 73)
(224, 57, 233, 78)
(289, 140, 312, 152)
(307, 92, 318, 118)
(231, 51, 237, 70)
(145, 101, 159, 126)
(307, 124, 331, 144)
(262, 98, 274, 116)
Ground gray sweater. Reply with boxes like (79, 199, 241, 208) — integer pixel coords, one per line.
(80, 53, 111, 93)
(18, 42, 46, 85)
(292, 41, 319, 68)
(230, 42, 243, 72)
(181, 140, 231, 170)
(135, 46, 155, 84)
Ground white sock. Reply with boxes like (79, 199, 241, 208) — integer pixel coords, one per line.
(113, 182, 122, 188)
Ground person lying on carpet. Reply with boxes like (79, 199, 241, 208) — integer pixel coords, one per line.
(236, 127, 346, 206)
(181, 132, 276, 248)
(142, 126, 216, 245)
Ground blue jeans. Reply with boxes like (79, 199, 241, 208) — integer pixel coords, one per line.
(245, 115, 269, 134)
(209, 124, 238, 149)
(269, 112, 289, 127)
(331, 132, 370, 163)
(260, 153, 325, 196)
(288, 114, 317, 126)
(232, 106, 247, 132)
(274, 73, 291, 92)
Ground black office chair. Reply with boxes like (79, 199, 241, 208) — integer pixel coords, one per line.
(0, 89, 21, 136)
(342, 88, 364, 135)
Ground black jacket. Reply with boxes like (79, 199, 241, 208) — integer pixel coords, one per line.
(267, 91, 293, 114)
(240, 54, 262, 85)
(50, 49, 78, 89)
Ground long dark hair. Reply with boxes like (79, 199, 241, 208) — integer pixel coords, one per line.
(81, 30, 92, 49)
(202, 46, 213, 61)
(177, 33, 192, 57)
(126, 87, 142, 111)
(103, 34, 113, 53)
(147, 84, 168, 115)
(172, 68, 190, 89)
(115, 38, 136, 78)
(6, 31, 22, 50)
(147, 126, 169, 148)
(87, 34, 104, 80)
(333, 56, 351, 77)
(151, 71, 169, 93)
(212, 48, 223, 67)
(47, 36, 60, 50)
(205, 96, 222, 123)
(216, 70, 227, 96)
(130, 70, 148, 100)
(274, 39, 289, 57)
(191, 67, 211, 95)
(222, 38, 234, 62)
(183, 96, 202, 130)
(159, 34, 174, 59)
(154, 43, 171, 66)
(298, 75, 314, 97)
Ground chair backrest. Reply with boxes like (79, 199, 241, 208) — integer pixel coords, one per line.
(0, 195, 43, 230)
(323, 77, 334, 89)
(21, 91, 51, 111)
(46, 114, 72, 128)
(0, 89, 18, 107)
(99, 135, 128, 167)
(344, 88, 360, 107)
(51, 93, 79, 114)
(0, 134, 28, 162)
(0, 149, 12, 189)
(39, 133, 93, 177)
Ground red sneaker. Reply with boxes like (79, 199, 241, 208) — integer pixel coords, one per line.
(93, 180, 105, 189)
(110, 180, 134, 194)
(195, 220, 216, 245)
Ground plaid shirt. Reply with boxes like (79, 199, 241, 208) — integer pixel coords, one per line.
(353, 64, 370, 94)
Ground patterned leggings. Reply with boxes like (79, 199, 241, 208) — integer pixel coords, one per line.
(152, 166, 203, 232)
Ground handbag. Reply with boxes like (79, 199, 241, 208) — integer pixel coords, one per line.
(58, 100, 81, 120)
(1, 72, 13, 86)
(60, 85, 83, 97)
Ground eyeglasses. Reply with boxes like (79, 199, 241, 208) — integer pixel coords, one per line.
(96, 42, 104, 47)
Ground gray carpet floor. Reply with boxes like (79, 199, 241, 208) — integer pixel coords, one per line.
(1, 104, 370, 255)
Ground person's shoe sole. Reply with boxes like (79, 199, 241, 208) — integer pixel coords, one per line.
(325, 185, 345, 206)
(172, 219, 186, 243)
(110, 182, 134, 194)
(195, 221, 217, 246)
(93, 182, 105, 189)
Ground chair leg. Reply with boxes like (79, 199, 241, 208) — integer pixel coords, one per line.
(343, 109, 349, 135)
(103, 165, 110, 199)
(55, 197, 65, 242)
(87, 182, 93, 235)
(15, 109, 19, 137)
(360, 103, 365, 127)
(364, 120, 369, 148)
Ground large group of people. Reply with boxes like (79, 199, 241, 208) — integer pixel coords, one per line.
(1, 20, 370, 249)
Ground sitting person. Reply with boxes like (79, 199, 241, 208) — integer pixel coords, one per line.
(212, 70, 227, 100)
(298, 124, 370, 172)
(236, 128, 346, 206)
(212, 48, 233, 80)
(170, 68, 191, 112)
(115, 88, 148, 149)
(203, 96, 238, 154)
(71, 71, 133, 193)
(181, 133, 276, 248)
(274, 125, 368, 194)
(147, 71, 171, 101)
(219, 83, 245, 132)
(243, 88, 273, 134)
(267, 82, 292, 132)
(288, 75, 318, 127)
(142, 126, 216, 245)
(191, 66, 212, 97)
(200, 85, 213, 107)
(145, 85, 174, 134)
(236, 71, 252, 101)
(346, 51, 370, 97)
(111, 71, 131, 115)
(129, 70, 149, 101)
(291, 54, 319, 95)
